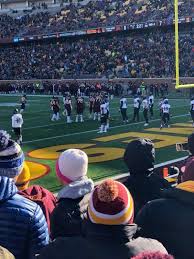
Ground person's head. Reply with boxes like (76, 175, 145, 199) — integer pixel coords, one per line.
(15, 162, 30, 191)
(164, 100, 168, 104)
(56, 149, 88, 185)
(0, 130, 24, 179)
(188, 133, 194, 155)
(180, 156, 194, 182)
(13, 108, 19, 114)
(124, 139, 155, 175)
(132, 251, 174, 259)
(88, 179, 134, 225)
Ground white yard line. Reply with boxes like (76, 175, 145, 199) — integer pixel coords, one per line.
(23, 113, 190, 144)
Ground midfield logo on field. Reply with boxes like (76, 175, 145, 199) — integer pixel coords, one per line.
(28, 122, 191, 165)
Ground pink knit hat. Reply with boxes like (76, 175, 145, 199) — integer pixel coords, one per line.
(56, 149, 88, 184)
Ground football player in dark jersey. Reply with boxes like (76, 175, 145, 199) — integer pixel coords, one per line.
(20, 95, 27, 113)
(76, 96, 85, 122)
(93, 95, 101, 121)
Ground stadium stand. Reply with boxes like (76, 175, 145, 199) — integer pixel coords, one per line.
(0, 29, 192, 80)
(0, 0, 192, 39)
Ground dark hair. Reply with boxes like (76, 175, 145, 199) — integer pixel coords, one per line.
(124, 138, 155, 174)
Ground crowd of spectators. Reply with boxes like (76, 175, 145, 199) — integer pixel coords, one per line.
(0, 0, 192, 39)
(0, 29, 192, 80)
(0, 80, 169, 99)
(1, 129, 194, 258)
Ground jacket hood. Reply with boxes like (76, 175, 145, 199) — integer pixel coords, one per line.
(57, 177, 94, 200)
(0, 176, 17, 202)
(162, 187, 194, 208)
(84, 221, 138, 244)
(20, 185, 56, 203)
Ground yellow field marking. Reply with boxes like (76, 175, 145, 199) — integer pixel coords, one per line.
(172, 123, 192, 128)
(84, 147, 124, 163)
(122, 132, 186, 149)
(26, 161, 50, 180)
(145, 127, 193, 135)
(28, 144, 124, 163)
(28, 144, 94, 160)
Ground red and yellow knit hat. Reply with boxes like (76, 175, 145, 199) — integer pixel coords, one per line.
(88, 179, 134, 225)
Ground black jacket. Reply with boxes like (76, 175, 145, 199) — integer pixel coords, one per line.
(125, 170, 171, 215)
(136, 187, 194, 259)
(39, 223, 167, 259)
(50, 178, 94, 240)
(50, 194, 90, 239)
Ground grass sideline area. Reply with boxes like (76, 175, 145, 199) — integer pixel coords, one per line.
(0, 95, 191, 192)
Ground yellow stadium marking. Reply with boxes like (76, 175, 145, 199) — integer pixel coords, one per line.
(145, 127, 193, 135)
(28, 144, 94, 160)
(26, 161, 50, 180)
(28, 144, 124, 163)
(172, 123, 193, 128)
(122, 132, 186, 149)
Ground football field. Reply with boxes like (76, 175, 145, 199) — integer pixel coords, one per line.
(0, 95, 191, 192)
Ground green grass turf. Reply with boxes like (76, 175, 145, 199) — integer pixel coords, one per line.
(0, 95, 191, 192)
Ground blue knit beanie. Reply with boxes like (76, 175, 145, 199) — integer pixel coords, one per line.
(0, 130, 24, 178)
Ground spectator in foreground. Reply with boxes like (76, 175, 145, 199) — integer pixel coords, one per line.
(132, 251, 174, 259)
(50, 149, 94, 240)
(16, 162, 57, 232)
(39, 179, 168, 259)
(0, 130, 49, 259)
(178, 133, 194, 183)
(136, 180, 194, 258)
(0, 176, 49, 259)
(124, 138, 170, 214)
(0, 246, 15, 259)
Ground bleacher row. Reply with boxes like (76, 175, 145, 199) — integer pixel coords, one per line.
(0, 29, 192, 80)
(0, 0, 192, 39)
(0, 130, 194, 259)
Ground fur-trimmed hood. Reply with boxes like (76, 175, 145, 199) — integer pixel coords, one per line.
(57, 177, 94, 200)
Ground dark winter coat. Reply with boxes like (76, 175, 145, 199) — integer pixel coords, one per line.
(38, 222, 167, 259)
(136, 187, 194, 259)
(0, 176, 49, 259)
(50, 178, 94, 240)
(125, 170, 171, 215)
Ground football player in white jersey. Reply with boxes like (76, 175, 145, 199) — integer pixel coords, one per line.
(105, 95, 110, 129)
(12, 109, 23, 144)
(142, 97, 149, 126)
(160, 100, 171, 129)
(190, 97, 194, 127)
(98, 100, 108, 133)
(120, 96, 128, 123)
(132, 96, 141, 122)
(148, 94, 154, 119)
